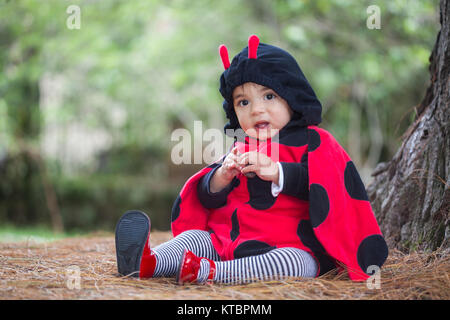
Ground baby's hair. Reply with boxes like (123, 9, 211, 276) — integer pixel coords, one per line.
(232, 84, 246, 107)
(238, 83, 246, 96)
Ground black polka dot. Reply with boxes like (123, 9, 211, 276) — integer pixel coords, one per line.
(297, 219, 326, 253)
(246, 176, 277, 210)
(277, 126, 308, 147)
(297, 219, 336, 275)
(233, 240, 276, 259)
(170, 194, 181, 222)
(344, 161, 369, 201)
(309, 184, 330, 228)
(300, 152, 308, 164)
(357, 234, 389, 275)
(307, 129, 321, 151)
(230, 209, 239, 241)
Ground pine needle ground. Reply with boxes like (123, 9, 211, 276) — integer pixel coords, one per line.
(1, 232, 449, 300)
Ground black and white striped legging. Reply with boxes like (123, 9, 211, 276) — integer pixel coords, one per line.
(152, 230, 318, 284)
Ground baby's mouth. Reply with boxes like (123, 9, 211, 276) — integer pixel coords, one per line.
(254, 121, 270, 130)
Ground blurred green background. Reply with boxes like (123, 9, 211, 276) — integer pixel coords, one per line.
(0, 0, 440, 237)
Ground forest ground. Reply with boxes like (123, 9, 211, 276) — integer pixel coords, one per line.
(0, 231, 449, 300)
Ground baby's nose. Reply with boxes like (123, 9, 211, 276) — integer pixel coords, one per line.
(250, 102, 265, 114)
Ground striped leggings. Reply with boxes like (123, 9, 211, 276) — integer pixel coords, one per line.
(152, 230, 318, 284)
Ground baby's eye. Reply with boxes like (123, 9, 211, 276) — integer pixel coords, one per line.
(265, 93, 276, 100)
(237, 99, 249, 107)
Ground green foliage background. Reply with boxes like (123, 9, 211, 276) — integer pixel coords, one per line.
(0, 0, 439, 233)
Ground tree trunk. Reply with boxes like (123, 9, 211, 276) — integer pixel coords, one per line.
(367, 0, 449, 252)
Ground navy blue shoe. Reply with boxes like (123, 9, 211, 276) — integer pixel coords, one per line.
(115, 210, 150, 277)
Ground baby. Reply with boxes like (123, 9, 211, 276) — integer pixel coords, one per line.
(115, 35, 388, 284)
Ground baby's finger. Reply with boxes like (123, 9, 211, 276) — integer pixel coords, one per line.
(241, 164, 257, 174)
(223, 158, 234, 168)
(229, 153, 240, 164)
(239, 152, 258, 167)
(227, 156, 244, 170)
(241, 164, 257, 178)
(231, 168, 241, 176)
(231, 146, 241, 157)
(224, 152, 235, 163)
(237, 153, 249, 166)
(224, 160, 238, 170)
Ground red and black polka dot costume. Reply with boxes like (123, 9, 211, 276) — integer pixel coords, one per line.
(171, 35, 388, 281)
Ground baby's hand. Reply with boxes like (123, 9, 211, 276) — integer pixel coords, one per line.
(209, 146, 242, 193)
(217, 146, 243, 182)
(238, 151, 279, 184)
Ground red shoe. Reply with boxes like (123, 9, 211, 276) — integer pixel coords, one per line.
(139, 233, 157, 279)
(176, 250, 216, 284)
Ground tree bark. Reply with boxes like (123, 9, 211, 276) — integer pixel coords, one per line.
(367, 0, 449, 252)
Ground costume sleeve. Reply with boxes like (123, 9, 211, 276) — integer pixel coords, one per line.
(196, 164, 238, 209)
(279, 153, 309, 200)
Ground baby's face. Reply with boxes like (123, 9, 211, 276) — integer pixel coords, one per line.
(232, 82, 293, 141)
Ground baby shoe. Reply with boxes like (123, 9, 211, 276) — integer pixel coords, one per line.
(115, 210, 156, 278)
(176, 249, 216, 284)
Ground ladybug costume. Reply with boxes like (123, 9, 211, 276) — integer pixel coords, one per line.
(170, 35, 388, 281)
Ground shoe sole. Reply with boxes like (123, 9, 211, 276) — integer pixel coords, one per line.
(115, 210, 150, 277)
